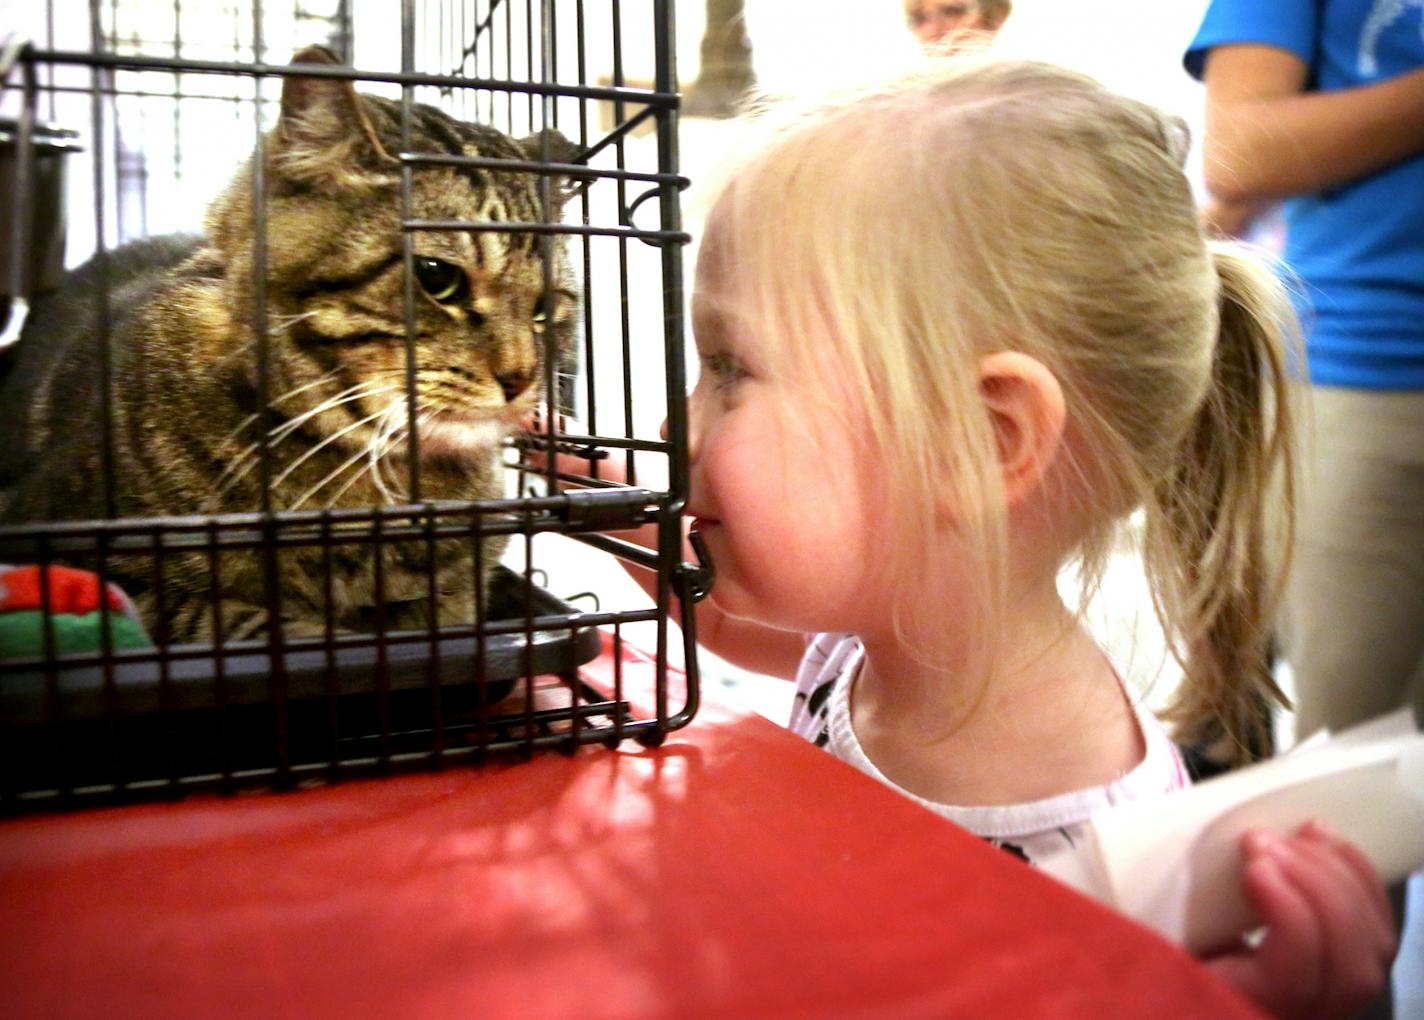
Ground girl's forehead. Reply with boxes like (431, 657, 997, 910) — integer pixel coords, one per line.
(690, 240, 752, 324)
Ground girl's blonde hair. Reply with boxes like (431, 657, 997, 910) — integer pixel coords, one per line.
(705, 60, 1296, 767)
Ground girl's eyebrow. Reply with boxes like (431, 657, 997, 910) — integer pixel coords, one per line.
(689, 292, 727, 315)
(689, 293, 732, 336)
(689, 292, 749, 333)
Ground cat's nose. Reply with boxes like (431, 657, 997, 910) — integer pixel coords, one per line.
(496, 369, 532, 402)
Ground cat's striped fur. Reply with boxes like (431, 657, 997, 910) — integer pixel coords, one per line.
(0, 46, 579, 642)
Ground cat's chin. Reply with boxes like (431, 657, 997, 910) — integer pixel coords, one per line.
(419, 416, 512, 462)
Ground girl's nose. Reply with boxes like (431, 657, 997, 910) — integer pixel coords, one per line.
(663, 413, 701, 461)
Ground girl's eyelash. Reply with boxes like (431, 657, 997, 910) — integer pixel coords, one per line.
(700, 351, 747, 385)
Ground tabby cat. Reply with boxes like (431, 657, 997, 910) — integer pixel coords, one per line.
(0, 46, 579, 642)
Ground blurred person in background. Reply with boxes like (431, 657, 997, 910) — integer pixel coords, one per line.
(1186, 4, 1424, 1017)
(1185, 0, 1424, 760)
(904, 0, 1012, 51)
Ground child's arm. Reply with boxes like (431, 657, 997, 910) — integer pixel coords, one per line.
(1204, 821, 1398, 1020)
(539, 447, 806, 680)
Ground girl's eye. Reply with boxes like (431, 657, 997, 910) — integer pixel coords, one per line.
(701, 351, 747, 387)
(413, 257, 467, 303)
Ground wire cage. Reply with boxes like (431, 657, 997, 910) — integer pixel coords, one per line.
(0, 0, 707, 812)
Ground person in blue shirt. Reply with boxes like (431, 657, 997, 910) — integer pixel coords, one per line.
(1186, 5, 1424, 1017)
(1185, 2, 1424, 744)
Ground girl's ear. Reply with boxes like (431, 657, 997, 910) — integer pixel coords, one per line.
(977, 351, 1066, 506)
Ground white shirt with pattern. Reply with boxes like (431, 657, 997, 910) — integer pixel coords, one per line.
(787, 633, 1191, 865)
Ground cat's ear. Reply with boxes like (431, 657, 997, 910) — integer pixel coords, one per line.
(275, 45, 395, 186)
(517, 129, 591, 208)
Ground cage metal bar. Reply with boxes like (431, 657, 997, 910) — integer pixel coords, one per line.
(0, 486, 663, 544)
(459, 0, 507, 60)
(36, 535, 61, 801)
(320, 510, 341, 780)
(27, 48, 679, 106)
(30, 82, 271, 103)
(520, 511, 535, 757)
(524, 0, 533, 125)
(207, 518, 234, 790)
(398, 149, 682, 188)
(151, 528, 178, 790)
(5, 47, 36, 321)
(412, 0, 444, 771)
(171, 0, 182, 186)
(44, 0, 58, 120)
(373, 511, 391, 768)
(609, 0, 635, 489)
(573, 0, 597, 472)
(82, 1, 127, 793)
(399, 0, 423, 503)
(506, 0, 518, 126)
(655, 0, 699, 734)
(12, 702, 661, 809)
(534, 0, 560, 751)
(249, 0, 295, 785)
(3, 0, 700, 807)
(334, 0, 353, 63)
(403, 218, 687, 247)
(535, 0, 558, 532)
(0, 602, 657, 680)
(472, 508, 489, 762)
(570, 102, 659, 165)
(423, 503, 445, 765)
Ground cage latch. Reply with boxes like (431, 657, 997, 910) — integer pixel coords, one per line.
(558, 488, 658, 530)
(679, 526, 716, 603)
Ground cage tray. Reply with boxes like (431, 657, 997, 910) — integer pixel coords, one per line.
(0, 566, 606, 803)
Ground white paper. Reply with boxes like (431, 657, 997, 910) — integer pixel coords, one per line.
(1039, 709, 1424, 953)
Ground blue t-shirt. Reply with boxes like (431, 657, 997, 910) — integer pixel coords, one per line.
(1185, 0, 1424, 390)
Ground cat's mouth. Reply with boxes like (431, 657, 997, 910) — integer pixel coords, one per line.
(419, 412, 515, 462)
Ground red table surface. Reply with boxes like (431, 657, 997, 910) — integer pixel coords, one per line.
(0, 637, 1263, 1019)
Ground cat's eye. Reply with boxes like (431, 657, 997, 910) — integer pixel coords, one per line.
(531, 294, 556, 331)
(413, 257, 467, 303)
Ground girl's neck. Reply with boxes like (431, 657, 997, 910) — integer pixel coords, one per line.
(851, 577, 1145, 807)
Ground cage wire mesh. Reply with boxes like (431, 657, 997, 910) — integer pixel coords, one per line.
(0, 0, 705, 812)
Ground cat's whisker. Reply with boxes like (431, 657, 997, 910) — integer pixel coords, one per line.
(211, 312, 320, 370)
(290, 441, 382, 512)
(212, 370, 341, 458)
(211, 382, 397, 500)
(321, 458, 383, 509)
(290, 400, 426, 511)
(267, 381, 398, 446)
(367, 402, 415, 505)
(270, 402, 400, 492)
(316, 417, 416, 510)
(370, 407, 437, 502)
(271, 311, 318, 332)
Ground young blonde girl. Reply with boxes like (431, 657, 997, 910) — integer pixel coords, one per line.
(561, 60, 1396, 1018)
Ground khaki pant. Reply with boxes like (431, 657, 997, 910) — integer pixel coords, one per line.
(1281, 385, 1424, 741)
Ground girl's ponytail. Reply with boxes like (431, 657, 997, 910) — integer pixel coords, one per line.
(1145, 245, 1298, 769)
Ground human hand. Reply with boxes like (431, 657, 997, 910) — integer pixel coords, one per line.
(1204, 820, 1397, 1020)
(517, 409, 625, 486)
